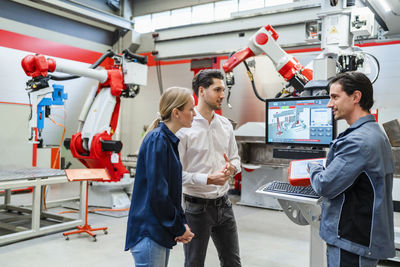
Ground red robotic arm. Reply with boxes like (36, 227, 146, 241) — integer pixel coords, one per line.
(21, 52, 147, 181)
(223, 25, 313, 93)
(21, 54, 56, 78)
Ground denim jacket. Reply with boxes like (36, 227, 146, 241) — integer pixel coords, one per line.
(309, 115, 395, 259)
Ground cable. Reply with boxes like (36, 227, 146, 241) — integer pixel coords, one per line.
(57, 210, 78, 214)
(49, 115, 66, 169)
(48, 74, 80, 81)
(91, 50, 116, 69)
(363, 52, 380, 84)
(27, 92, 33, 121)
(89, 208, 129, 212)
(243, 61, 267, 102)
(151, 32, 162, 95)
(156, 56, 164, 95)
(42, 115, 66, 211)
(57, 208, 129, 215)
(50, 106, 68, 120)
(336, 60, 344, 73)
(122, 49, 147, 65)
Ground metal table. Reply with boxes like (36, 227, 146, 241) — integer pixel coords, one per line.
(0, 167, 85, 245)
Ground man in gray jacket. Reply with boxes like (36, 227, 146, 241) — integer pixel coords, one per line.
(308, 71, 395, 267)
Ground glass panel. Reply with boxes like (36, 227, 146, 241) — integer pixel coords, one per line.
(265, 0, 294, 7)
(215, 0, 238, 20)
(239, 0, 265, 11)
(192, 3, 214, 24)
(171, 7, 192, 27)
(133, 15, 153, 33)
(152, 11, 171, 30)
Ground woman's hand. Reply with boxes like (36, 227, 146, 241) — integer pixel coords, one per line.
(175, 224, 194, 244)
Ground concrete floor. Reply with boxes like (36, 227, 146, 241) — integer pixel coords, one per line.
(1, 193, 400, 267)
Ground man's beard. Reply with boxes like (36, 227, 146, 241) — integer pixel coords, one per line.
(205, 99, 222, 110)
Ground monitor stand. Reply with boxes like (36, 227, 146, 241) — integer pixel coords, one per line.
(273, 147, 326, 159)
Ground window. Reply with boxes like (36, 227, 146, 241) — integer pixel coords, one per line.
(265, 0, 294, 7)
(215, 0, 238, 20)
(239, 0, 264, 11)
(171, 7, 192, 27)
(133, 0, 298, 33)
(134, 15, 153, 33)
(152, 11, 171, 30)
(192, 3, 214, 24)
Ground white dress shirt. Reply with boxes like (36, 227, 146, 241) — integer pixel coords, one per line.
(176, 108, 241, 199)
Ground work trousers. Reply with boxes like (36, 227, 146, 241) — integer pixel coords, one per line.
(183, 194, 241, 267)
(327, 244, 379, 267)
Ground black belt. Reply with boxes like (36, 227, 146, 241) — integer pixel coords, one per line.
(184, 194, 226, 206)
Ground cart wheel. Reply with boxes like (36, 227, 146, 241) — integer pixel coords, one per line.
(93, 235, 97, 242)
(65, 236, 69, 241)
(104, 230, 108, 235)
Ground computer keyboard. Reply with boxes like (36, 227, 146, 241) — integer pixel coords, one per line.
(263, 181, 320, 199)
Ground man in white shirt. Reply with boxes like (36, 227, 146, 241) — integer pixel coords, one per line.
(177, 69, 241, 267)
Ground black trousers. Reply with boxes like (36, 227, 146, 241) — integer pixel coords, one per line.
(327, 244, 379, 267)
(183, 194, 241, 267)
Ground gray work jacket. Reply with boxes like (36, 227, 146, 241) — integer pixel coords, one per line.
(309, 115, 395, 259)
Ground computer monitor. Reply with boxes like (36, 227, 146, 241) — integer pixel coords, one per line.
(266, 96, 336, 147)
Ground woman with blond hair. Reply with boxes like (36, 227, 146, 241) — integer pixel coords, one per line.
(125, 87, 195, 267)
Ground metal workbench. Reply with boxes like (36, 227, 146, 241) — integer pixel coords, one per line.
(0, 167, 85, 245)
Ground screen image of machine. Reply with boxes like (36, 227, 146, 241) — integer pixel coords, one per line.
(266, 96, 336, 147)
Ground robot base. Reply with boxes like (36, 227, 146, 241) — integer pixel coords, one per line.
(88, 175, 133, 209)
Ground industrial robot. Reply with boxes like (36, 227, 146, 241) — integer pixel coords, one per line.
(222, 2, 379, 100)
(21, 50, 148, 208)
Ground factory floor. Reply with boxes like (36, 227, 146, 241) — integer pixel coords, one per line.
(1, 193, 399, 267)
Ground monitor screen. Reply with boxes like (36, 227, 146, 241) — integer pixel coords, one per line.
(266, 96, 336, 147)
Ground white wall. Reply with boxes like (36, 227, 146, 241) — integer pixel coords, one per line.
(119, 62, 194, 154)
(0, 103, 32, 167)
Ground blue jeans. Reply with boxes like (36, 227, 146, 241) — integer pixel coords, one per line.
(130, 237, 170, 267)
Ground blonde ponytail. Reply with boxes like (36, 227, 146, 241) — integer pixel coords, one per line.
(136, 87, 193, 150)
(143, 118, 161, 137)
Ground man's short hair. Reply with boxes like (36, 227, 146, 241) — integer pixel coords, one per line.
(328, 71, 374, 111)
(192, 69, 224, 97)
